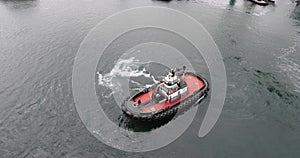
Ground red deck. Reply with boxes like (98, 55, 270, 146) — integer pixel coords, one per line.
(133, 73, 205, 113)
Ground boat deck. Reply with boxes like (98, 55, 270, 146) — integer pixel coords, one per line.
(133, 73, 205, 113)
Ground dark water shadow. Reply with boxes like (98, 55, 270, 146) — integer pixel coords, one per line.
(0, 0, 38, 10)
(291, 2, 300, 20)
(229, 0, 236, 6)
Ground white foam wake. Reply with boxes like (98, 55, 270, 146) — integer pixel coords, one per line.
(277, 45, 300, 93)
(97, 57, 159, 97)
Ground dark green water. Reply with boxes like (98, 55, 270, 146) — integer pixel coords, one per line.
(0, 0, 300, 157)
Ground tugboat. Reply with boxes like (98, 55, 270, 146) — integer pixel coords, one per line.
(121, 66, 209, 121)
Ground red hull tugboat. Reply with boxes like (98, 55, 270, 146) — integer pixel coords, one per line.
(121, 66, 209, 121)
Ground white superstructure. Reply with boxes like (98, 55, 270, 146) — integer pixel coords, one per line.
(156, 69, 188, 103)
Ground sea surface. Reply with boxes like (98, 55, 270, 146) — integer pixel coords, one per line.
(0, 0, 300, 157)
